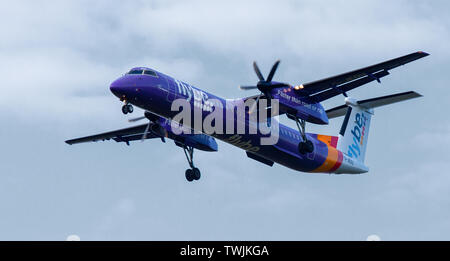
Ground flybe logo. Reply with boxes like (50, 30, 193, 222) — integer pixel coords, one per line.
(347, 112, 367, 159)
(174, 79, 215, 112)
(226, 135, 260, 153)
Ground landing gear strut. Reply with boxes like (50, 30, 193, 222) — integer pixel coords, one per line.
(183, 146, 201, 182)
(122, 102, 134, 114)
(294, 117, 314, 154)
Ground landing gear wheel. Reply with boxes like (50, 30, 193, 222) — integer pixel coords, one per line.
(121, 104, 134, 114)
(306, 140, 314, 153)
(192, 168, 201, 180)
(122, 105, 129, 114)
(185, 169, 194, 182)
(298, 140, 314, 154)
(298, 142, 306, 154)
(127, 104, 133, 113)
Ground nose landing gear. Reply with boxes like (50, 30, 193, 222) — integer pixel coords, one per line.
(183, 146, 201, 182)
(121, 103, 134, 114)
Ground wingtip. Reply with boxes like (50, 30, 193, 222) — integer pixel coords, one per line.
(409, 91, 423, 98)
(417, 51, 430, 56)
(65, 140, 73, 145)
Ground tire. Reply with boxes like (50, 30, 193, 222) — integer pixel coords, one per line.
(298, 140, 314, 154)
(185, 169, 194, 182)
(298, 142, 307, 154)
(192, 168, 201, 180)
(127, 104, 134, 113)
(305, 140, 314, 153)
(122, 105, 129, 114)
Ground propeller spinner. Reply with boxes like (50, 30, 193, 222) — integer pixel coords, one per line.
(240, 60, 290, 113)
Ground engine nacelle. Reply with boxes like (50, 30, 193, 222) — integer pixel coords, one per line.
(270, 87, 329, 125)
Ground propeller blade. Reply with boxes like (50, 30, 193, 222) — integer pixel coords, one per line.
(266, 60, 280, 82)
(157, 126, 167, 143)
(141, 122, 151, 142)
(248, 94, 262, 115)
(128, 116, 146, 122)
(240, 85, 258, 90)
(253, 61, 265, 81)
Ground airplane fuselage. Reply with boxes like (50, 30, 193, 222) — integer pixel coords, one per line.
(110, 68, 367, 174)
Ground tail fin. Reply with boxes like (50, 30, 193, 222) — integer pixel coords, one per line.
(327, 91, 422, 163)
(337, 103, 372, 163)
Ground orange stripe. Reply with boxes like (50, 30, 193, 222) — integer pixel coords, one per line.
(329, 151, 343, 172)
(313, 146, 339, 173)
(317, 135, 332, 146)
(317, 135, 339, 148)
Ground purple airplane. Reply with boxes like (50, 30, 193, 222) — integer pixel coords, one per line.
(66, 52, 428, 182)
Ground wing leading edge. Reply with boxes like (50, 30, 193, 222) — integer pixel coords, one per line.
(65, 124, 157, 145)
(297, 51, 429, 102)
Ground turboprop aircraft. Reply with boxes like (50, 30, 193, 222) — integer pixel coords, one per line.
(66, 51, 428, 182)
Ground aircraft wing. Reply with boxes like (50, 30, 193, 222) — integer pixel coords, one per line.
(326, 91, 422, 119)
(297, 51, 429, 102)
(65, 124, 158, 145)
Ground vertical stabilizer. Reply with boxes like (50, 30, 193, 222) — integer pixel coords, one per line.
(337, 98, 373, 163)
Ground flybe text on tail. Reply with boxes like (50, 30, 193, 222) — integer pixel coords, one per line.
(337, 104, 372, 164)
(348, 112, 368, 159)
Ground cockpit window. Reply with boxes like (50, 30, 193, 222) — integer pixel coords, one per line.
(144, 70, 158, 77)
(128, 69, 144, 75)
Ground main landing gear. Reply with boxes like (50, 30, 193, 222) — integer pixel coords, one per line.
(294, 117, 314, 154)
(122, 103, 134, 114)
(183, 146, 201, 182)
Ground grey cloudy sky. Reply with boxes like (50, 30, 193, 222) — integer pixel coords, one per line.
(1, 0, 449, 240)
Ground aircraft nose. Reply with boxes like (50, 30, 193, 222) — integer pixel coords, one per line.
(110, 78, 126, 98)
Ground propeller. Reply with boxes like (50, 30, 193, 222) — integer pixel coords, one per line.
(142, 121, 151, 142)
(240, 60, 291, 114)
(128, 112, 166, 143)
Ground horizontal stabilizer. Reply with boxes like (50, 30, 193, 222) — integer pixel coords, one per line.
(326, 91, 422, 119)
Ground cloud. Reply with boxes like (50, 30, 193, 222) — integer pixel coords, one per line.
(2, 0, 448, 126)
(413, 124, 450, 149)
(387, 162, 450, 201)
(96, 198, 136, 235)
(0, 0, 449, 240)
